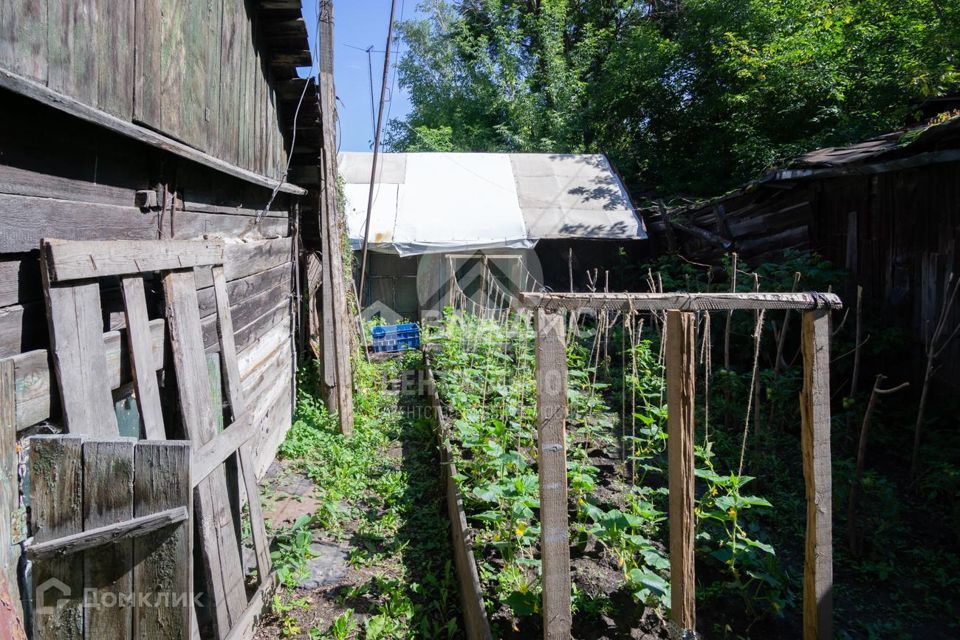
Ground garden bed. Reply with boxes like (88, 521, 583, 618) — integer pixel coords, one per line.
(424, 310, 794, 639)
(423, 357, 492, 640)
(424, 313, 676, 639)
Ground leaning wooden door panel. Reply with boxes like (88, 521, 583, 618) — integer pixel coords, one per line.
(162, 270, 247, 637)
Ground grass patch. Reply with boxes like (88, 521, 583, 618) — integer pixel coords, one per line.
(264, 352, 462, 639)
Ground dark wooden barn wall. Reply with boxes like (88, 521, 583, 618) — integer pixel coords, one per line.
(0, 0, 288, 179)
(670, 160, 960, 384)
(0, 91, 296, 475)
(809, 163, 960, 377)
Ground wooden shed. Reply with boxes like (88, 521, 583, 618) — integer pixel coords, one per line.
(655, 113, 960, 381)
(0, 1, 353, 632)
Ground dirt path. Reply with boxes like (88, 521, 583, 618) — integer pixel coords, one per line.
(255, 353, 462, 639)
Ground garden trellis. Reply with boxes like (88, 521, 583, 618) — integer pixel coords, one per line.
(520, 291, 841, 640)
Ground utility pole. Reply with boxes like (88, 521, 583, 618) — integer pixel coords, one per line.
(365, 46, 377, 142)
(357, 0, 397, 309)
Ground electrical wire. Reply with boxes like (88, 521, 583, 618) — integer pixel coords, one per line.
(257, 0, 325, 225)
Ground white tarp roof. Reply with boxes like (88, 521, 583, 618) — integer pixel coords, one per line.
(339, 152, 646, 257)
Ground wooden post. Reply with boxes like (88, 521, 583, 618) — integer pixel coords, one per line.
(120, 276, 166, 440)
(666, 310, 696, 632)
(535, 309, 571, 640)
(800, 310, 832, 640)
(318, 4, 355, 434)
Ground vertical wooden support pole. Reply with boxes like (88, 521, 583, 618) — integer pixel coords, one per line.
(800, 310, 833, 640)
(666, 310, 695, 632)
(535, 309, 571, 640)
(318, 1, 355, 434)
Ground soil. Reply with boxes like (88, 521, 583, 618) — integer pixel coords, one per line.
(255, 360, 461, 639)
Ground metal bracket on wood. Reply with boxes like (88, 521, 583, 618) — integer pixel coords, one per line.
(135, 190, 159, 210)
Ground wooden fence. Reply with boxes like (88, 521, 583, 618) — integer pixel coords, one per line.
(520, 291, 841, 640)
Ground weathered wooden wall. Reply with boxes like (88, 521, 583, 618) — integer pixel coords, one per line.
(0, 2, 325, 633)
(666, 159, 960, 384)
(0, 0, 299, 179)
(809, 162, 960, 374)
(0, 90, 297, 476)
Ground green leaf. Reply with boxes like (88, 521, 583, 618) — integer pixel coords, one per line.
(505, 590, 538, 617)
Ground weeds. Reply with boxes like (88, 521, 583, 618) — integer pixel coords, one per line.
(266, 353, 462, 639)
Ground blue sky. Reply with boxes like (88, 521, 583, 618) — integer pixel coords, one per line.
(301, 1, 417, 152)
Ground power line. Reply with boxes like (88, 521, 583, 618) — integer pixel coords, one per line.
(342, 42, 387, 53)
(357, 0, 399, 309)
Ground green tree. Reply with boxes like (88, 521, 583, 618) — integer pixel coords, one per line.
(389, 0, 959, 198)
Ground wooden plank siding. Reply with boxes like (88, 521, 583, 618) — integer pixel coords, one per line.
(0, 3, 315, 636)
(669, 159, 960, 387)
(0, 0, 289, 179)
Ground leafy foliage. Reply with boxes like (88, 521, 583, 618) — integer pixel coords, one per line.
(269, 354, 461, 639)
(390, 0, 959, 196)
(428, 309, 781, 633)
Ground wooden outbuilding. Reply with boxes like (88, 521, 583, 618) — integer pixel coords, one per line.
(0, 0, 353, 632)
(655, 113, 960, 382)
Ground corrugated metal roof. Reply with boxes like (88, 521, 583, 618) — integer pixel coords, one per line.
(338, 152, 646, 256)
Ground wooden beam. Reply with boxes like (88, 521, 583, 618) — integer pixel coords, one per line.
(0, 194, 157, 254)
(26, 507, 189, 562)
(0, 359, 24, 631)
(222, 572, 276, 640)
(666, 310, 696, 632)
(43, 239, 225, 283)
(773, 149, 960, 182)
(800, 310, 833, 640)
(534, 309, 571, 640)
(40, 271, 119, 436)
(212, 266, 272, 580)
(667, 217, 733, 250)
(0, 68, 306, 196)
(121, 277, 166, 439)
(191, 413, 255, 488)
(133, 441, 192, 639)
(29, 436, 84, 640)
(518, 292, 842, 312)
(10, 318, 166, 431)
(316, 34, 354, 434)
(163, 270, 248, 635)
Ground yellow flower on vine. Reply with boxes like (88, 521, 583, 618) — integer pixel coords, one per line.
(515, 522, 527, 537)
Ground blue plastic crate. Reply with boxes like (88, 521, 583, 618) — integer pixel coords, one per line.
(371, 323, 421, 353)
